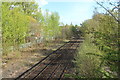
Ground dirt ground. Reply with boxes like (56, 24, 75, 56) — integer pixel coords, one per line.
(2, 41, 63, 78)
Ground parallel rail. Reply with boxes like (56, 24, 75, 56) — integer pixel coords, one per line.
(15, 38, 82, 80)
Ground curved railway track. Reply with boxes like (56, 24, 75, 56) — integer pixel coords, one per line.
(15, 38, 83, 80)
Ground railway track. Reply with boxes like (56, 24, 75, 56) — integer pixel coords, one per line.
(15, 38, 83, 80)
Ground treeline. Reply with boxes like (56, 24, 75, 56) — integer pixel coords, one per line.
(2, 1, 80, 55)
(75, 3, 119, 78)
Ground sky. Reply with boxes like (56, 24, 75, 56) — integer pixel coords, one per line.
(35, 0, 115, 25)
(41, 2, 95, 25)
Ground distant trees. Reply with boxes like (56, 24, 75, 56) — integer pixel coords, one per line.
(61, 24, 81, 39)
(42, 10, 61, 40)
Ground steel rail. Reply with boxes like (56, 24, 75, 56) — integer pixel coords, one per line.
(47, 42, 77, 80)
(32, 42, 74, 80)
(58, 42, 80, 80)
(15, 38, 81, 80)
(15, 41, 70, 80)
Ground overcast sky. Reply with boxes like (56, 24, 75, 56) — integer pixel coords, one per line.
(35, 0, 115, 25)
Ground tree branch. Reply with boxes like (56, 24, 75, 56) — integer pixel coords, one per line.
(96, 1, 119, 23)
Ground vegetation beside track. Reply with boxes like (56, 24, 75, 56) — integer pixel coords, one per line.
(75, 1, 119, 78)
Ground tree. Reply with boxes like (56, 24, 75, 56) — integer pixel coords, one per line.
(95, 0, 120, 78)
(2, 2, 30, 54)
(77, 12, 118, 77)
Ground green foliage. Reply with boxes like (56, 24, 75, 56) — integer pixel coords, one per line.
(61, 24, 81, 39)
(71, 25, 82, 37)
(13, 2, 39, 17)
(42, 11, 61, 40)
(61, 24, 72, 39)
(75, 12, 118, 78)
(2, 2, 30, 54)
(64, 74, 84, 79)
(75, 35, 102, 78)
(2, 2, 77, 55)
